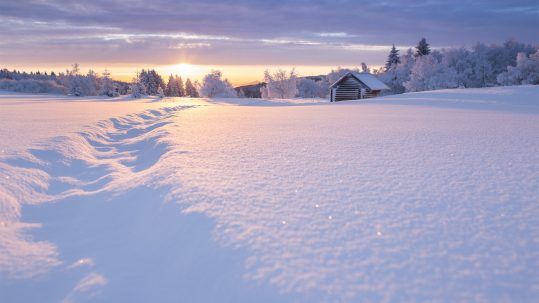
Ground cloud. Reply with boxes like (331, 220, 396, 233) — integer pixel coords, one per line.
(62, 272, 108, 303)
(0, 0, 537, 68)
(73, 273, 107, 293)
(68, 258, 95, 269)
(316, 33, 357, 38)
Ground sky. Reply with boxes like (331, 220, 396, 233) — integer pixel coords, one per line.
(0, 0, 538, 85)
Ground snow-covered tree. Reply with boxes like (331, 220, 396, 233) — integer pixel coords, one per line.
(469, 43, 495, 87)
(385, 44, 401, 71)
(442, 48, 475, 88)
(488, 39, 536, 78)
(497, 51, 539, 86)
(260, 68, 298, 99)
(60, 64, 100, 96)
(83, 70, 99, 96)
(61, 64, 83, 96)
(165, 74, 179, 96)
(139, 69, 165, 95)
(377, 48, 414, 94)
(176, 76, 185, 96)
(130, 72, 146, 98)
(185, 78, 198, 97)
(99, 69, 118, 97)
(315, 77, 331, 98)
(297, 78, 320, 98)
(404, 54, 459, 92)
(198, 70, 237, 98)
(157, 86, 165, 98)
(415, 38, 431, 57)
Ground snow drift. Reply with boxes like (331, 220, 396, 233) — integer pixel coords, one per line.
(1, 86, 538, 302)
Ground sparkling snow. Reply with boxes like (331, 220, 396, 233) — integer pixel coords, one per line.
(1, 86, 538, 302)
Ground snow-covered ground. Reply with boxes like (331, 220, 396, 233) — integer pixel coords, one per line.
(1, 86, 538, 302)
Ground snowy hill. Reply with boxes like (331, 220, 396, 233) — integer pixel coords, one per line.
(1, 86, 538, 302)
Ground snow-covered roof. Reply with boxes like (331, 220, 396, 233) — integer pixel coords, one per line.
(330, 72, 390, 90)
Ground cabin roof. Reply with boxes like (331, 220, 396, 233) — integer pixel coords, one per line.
(330, 72, 390, 90)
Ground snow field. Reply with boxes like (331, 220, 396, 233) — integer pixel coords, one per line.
(0, 86, 538, 302)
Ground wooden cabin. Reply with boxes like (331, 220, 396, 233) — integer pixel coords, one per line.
(330, 72, 389, 102)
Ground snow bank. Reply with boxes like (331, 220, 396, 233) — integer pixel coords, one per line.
(0, 104, 192, 279)
(375, 85, 539, 111)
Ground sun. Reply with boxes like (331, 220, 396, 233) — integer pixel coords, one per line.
(160, 63, 207, 81)
(176, 63, 194, 76)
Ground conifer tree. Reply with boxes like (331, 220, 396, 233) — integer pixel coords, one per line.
(130, 72, 146, 98)
(100, 69, 117, 97)
(415, 38, 431, 57)
(385, 44, 401, 71)
(165, 74, 176, 96)
(176, 76, 185, 96)
(185, 78, 198, 97)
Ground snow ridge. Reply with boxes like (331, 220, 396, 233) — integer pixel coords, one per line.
(0, 105, 191, 278)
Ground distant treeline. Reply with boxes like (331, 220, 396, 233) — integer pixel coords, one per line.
(0, 65, 199, 98)
(0, 66, 131, 96)
(378, 38, 539, 94)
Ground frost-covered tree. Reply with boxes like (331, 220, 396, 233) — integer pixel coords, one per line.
(83, 70, 99, 96)
(385, 44, 401, 71)
(198, 70, 237, 98)
(404, 54, 459, 92)
(185, 78, 198, 97)
(415, 38, 431, 57)
(442, 48, 475, 88)
(61, 63, 84, 96)
(488, 39, 536, 77)
(466, 40, 535, 87)
(470, 43, 495, 87)
(297, 78, 321, 98)
(497, 51, 539, 85)
(260, 68, 298, 99)
(60, 64, 100, 96)
(99, 69, 118, 97)
(130, 72, 146, 98)
(315, 77, 331, 98)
